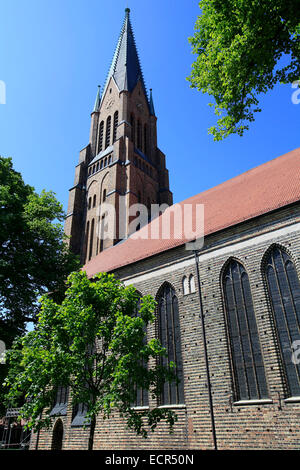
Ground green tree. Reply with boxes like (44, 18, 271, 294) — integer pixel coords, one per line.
(4, 272, 178, 450)
(0, 156, 80, 416)
(188, 0, 300, 140)
(0, 156, 80, 330)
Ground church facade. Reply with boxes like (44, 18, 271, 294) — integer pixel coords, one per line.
(31, 9, 300, 450)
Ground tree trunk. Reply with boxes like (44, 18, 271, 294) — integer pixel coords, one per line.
(88, 415, 96, 451)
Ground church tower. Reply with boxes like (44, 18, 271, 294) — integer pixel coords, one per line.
(65, 9, 173, 264)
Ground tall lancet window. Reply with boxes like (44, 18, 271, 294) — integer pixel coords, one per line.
(131, 114, 136, 147)
(88, 219, 95, 261)
(50, 386, 68, 416)
(264, 246, 300, 397)
(157, 283, 184, 405)
(105, 116, 111, 149)
(85, 221, 90, 264)
(113, 111, 119, 143)
(98, 121, 104, 153)
(144, 124, 148, 155)
(137, 120, 142, 150)
(223, 260, 268, 401)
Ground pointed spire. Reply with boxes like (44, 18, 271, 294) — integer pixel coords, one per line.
(149, 88, 155, 116)
(93, 85, 101, 112)
(101, 9, 148, 101)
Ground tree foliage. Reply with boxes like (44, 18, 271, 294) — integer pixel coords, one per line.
(0, 156, 80, 332)
(188, 0, 300, 140)
(4, 272, 178, 450)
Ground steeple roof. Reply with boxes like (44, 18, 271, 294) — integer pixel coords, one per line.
(101, 9, 148, 103)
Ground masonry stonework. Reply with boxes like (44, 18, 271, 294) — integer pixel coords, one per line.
(32, 203, 300, 450)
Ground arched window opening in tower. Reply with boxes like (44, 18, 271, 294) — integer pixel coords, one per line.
(93, 195, 96, 208)
(113, 111, 119, 143)
(98, 121, 104, 153)
(157, 283, 184, 405)
(103, 189, 107, 203)
(137, 120, 142, 150)
(147, 198, 151, 222)
(222, 259, 268, 401)
(89, 218, 95, 261)
(131, 114, 136, 147)
(85, 221, 90, 263)
(99, 214, 105, 253)
(105, 116, 111, 149)
(88, 197, 92, 210)
(264, 245, 300, 398)
(130, 114, 136, 147)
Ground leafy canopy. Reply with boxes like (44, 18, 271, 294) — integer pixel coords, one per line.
(188, 0, 300, 140)
(4, 272, 178, 449)
(0, 156, 80, 333)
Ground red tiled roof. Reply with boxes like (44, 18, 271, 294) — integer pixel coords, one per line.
(83, 147, 300, 277)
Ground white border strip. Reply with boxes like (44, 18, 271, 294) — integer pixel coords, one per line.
(123, 221, 300, 286)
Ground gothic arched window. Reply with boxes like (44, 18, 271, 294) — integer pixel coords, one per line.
(113, 111, 118, 143)
(144, 124, 148, 155)
(105, 116, 111, 148)
(137, 120, 142, 150)
(50, 386, 68, 417)
(223, 260, 268, 401)
(264, 246, 300, 397)
(182, 276, 189, 296)
(71, 403, 90, 427)
(88, 218, 95, 261)
(98, 121, 104, 153)
(85, 221, 90, 263)
(189, 275, 196, 294)
(157, 283, 184, 405)
(131, 114, 136, 147)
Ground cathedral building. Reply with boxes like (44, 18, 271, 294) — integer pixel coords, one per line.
(32, 9, 300, 450)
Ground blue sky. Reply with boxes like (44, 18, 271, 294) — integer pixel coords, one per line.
(0, 0, 299, 212)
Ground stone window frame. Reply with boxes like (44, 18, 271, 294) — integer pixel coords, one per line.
(221, 257, 269, 404)
(155, 282, 185, 407)
(261, 243, 300, 402)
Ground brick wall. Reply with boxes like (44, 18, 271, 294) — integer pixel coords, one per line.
(33, 203, 300, 450)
